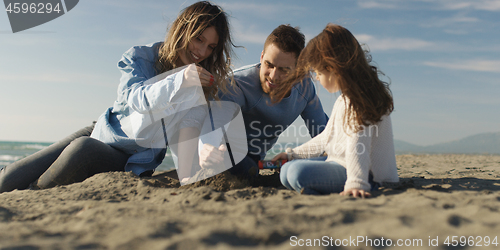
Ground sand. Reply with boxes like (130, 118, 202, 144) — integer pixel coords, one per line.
(1, 154, 500, 249)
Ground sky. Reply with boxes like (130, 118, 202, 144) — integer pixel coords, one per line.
(0, 0, 499, 146)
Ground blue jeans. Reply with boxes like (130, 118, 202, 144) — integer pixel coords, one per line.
(280, 156, 379, 195)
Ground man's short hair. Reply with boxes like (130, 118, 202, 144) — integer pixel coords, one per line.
(263, 24, 305, 59)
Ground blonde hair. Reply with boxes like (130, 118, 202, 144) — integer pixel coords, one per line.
(156, 1, 236, 99)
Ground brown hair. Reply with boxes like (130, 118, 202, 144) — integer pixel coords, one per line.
(276, 23, 394, 132)
(155, 1, 236, 99)
(263, 24, 305, 59)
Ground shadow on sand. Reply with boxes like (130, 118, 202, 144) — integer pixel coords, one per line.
(378, 176, 500, 196)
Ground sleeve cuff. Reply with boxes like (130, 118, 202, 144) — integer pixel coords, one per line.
(285, 148, 294, 161)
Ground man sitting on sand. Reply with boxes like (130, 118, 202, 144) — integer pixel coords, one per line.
(200, 25, 329, 178)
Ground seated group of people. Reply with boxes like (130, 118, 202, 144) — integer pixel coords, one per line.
(0, 1, 398, 198)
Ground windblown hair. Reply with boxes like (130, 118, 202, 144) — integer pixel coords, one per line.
(155, 1, 236, 99)
(276, 24, 394, 132)
(263, 24, 305, 59)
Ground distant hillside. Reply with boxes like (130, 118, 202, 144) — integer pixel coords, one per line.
(395, 132, 500, 155)
(394, 140, 424, 153)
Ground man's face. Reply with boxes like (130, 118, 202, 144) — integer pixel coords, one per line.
(259, 43, 297, 94)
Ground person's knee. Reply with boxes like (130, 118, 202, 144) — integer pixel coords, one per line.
(279, 163, 291, 186)
(285, 162, 311, 190)
(66, 137, 101, 153)
(58, 137, 104, 164)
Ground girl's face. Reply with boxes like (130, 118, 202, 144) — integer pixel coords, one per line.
(179, 26, 219, 66)
(315, 69, 340, 93)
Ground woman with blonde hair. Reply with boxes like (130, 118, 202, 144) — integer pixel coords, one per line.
(0, 1, 236, 192)
(272, 24, 399, 198)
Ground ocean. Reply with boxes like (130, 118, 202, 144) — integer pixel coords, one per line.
(0, 141, 52, 170)
(0, 141, 175, 172)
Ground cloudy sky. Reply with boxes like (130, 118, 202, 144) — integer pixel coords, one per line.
(1, 0, 499, 146)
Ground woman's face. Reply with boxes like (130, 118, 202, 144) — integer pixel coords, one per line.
(315, 69, 340, 93)
(178, 26, 219, 66)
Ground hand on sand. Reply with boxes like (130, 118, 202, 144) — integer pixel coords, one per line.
(340, 188, 371, 198)
(199, 143, 227, 168)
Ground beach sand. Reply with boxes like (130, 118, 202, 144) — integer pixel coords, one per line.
(1, 154, 500, 249)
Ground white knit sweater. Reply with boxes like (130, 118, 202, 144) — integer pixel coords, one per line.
(289, 95, 399, 191)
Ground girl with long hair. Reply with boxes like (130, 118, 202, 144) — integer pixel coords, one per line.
(0, 1, 236, 192)
(272, 24, 399, 198)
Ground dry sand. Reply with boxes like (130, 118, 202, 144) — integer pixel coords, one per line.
(1, 154, 500, 249)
